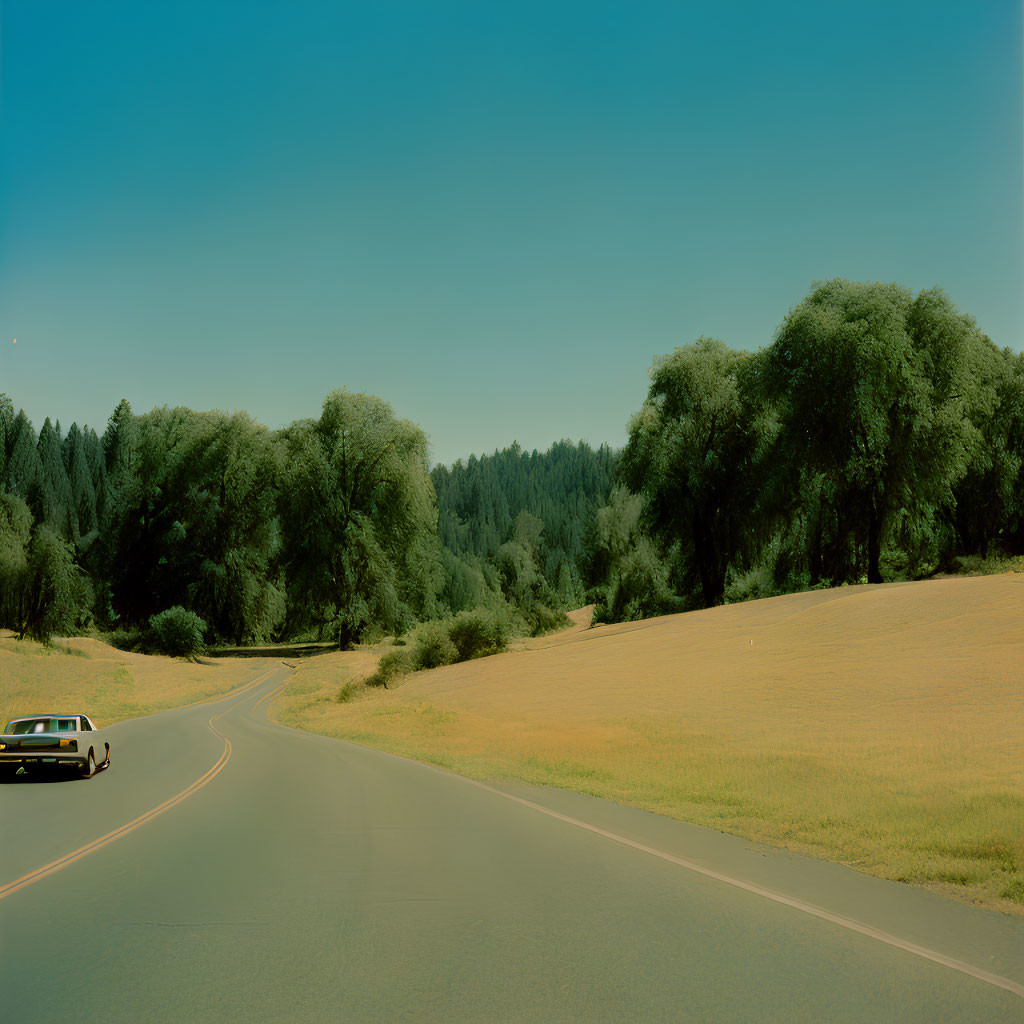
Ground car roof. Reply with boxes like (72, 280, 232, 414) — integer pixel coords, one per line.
(6, 714, 87, 721)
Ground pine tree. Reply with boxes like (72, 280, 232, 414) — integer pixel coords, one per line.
(83, 427, 108, 530)
(5, 411, 42, 506)
(37, 417, 76, 538)
(0, 394, 14, 485)
(102, 398, 138, 482)
(64, 423, 98, 539)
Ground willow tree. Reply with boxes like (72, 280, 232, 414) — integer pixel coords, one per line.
(279, 390, 441, 648)
(99, 406, 282, 642)
(951, 341, 1024, 557)
(765, 280, 982, 584)
(620, 338, 771, 607)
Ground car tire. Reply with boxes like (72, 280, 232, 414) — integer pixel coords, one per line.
(103, 743, 110, 769)
(82, 749, 96, 777)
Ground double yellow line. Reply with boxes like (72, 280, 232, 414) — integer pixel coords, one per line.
(0, 665, 281, 902)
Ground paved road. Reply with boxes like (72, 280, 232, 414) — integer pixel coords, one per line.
(1, 666, 1021, 1022)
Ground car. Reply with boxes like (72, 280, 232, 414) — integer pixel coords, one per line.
(0, 714, 111, 777)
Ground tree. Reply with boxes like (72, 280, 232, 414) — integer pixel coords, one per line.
(765, 280, 982, 583)
(178, 411, 282, 643)
(0, 394, 13, 485)
(0, 493, 32, 629)
(279, 390, 442, 648)
(98, 406, 283, 642)
(950, 342, 1024, 557)
(62, 423, 99, 541)
(36, 418, 75, 538)
(5, 410, 42, 506)
(19, 525, 87, 643)
(582, 486, 674, 622)
(102, 398, 139, 482)
(620, 338, 769, 607)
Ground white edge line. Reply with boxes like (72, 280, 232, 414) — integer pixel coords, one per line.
(458, 776, 1024, 1000)
(303, 734, 1024, 1001)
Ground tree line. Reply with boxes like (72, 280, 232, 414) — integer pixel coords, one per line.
(584, 279, 1023, 621)
(1, 278, 1020, 647)
(0, 389, 610, 647)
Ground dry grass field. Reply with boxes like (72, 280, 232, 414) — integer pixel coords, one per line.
(0, 631, 275, 727)
(273, 575, 1024, 913)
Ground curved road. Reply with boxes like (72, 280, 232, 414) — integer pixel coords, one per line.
(1, 665, 1021, 1022)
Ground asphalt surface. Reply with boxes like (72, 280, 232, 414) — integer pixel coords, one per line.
(1, 665, 1021, 1022)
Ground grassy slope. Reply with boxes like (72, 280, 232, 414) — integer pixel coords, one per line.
(0, 632, 276, 727)
(271, 575, 1024, 914)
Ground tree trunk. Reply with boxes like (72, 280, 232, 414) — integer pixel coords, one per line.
(867, 502, 883, 584)
(337, 620, 357, 651)
(693, 518, 724, 607)
(808, 519, 823, 587)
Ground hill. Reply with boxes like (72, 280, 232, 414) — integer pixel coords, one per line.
(0, 632, 274, 726)
(273, 574, 1024, 912)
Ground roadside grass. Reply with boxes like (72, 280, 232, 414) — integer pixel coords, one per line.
(0, 631, 275, 727)
(270, 575, 1024, 914)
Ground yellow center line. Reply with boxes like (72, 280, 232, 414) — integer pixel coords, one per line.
(0, 666, 286, 902)
(251, 679, 290, 711)
(176, 663, 280, 709)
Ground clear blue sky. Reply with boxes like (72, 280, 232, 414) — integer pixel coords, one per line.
(1, 1, 1020, 466)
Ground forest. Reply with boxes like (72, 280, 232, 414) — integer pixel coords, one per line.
(1, 279, 1021, 654)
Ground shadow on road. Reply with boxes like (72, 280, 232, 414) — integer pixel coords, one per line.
(210, 643, 337, 660)
(0, 765, 107, 784)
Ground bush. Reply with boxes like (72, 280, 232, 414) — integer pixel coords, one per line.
(365, 648, 413, 688)
(724, 565, 776, 604)
(446, 607, 511, 661)
(412, 621, 458, 670)
(148, 606, 207, 658)
(951, 551, 1024, 577)
(108, 627, 144, 653)
(524, 603, 571, 636)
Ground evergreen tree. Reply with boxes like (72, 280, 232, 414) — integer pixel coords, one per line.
(0, 393, 13, 486)
(37, 417, 76, 538)
(83, 427, 108, 531)
(63, 423, 99, 540)
(5, 411, 42, 509)
(102, 398, 139, 483)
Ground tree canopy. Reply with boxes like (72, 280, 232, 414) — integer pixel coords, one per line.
(279, 390, 441, 647)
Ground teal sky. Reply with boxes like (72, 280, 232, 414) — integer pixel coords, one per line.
(1, 1, 1021, 466)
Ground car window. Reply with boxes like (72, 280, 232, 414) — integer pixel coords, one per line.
(80, 717, 92, 732)
(10, 719, 56, 734)
(57, 719, 77, 731)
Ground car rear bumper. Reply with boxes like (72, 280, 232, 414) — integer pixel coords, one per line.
(0, 752, 87, 768)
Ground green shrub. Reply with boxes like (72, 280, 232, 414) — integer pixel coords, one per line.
(952, 552, 1024, 577)
(1000, 878, 1024, 905)
(365, 647, 413, 688)
(412, 621, 458, 670)
(108, 627, 144, 653)
(148, 606, 207, 658)
(525, 603, 571, 636)
(446, 607, 511, 661)
(724, 565, 776, 604)
(337, 682, 357, 703)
